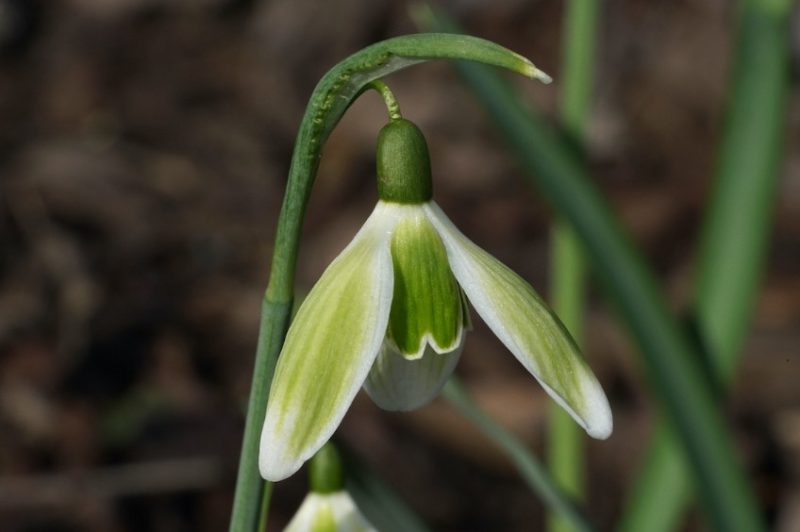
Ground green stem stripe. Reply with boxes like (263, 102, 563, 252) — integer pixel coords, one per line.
(415, 7, 765, 532)
(620, 1, 792, 530)
(230, 33, 548, 532)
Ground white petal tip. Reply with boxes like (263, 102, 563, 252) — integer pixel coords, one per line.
(585, 414, 613, 440)
(259, 422, 312, 482)
(284, 492, 377, 532)
(259, 448, 300, 482)
(579, 386, 613, 440)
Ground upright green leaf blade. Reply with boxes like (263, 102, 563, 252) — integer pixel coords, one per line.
(548, 1, 599, 531)
(416, 7, 766, 532)
(620, 1, 792, 530)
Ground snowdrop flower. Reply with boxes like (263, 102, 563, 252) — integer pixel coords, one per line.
(284, 444, 376, 532)
(284, 492, 374, 532)
(260, 118, 612, 482)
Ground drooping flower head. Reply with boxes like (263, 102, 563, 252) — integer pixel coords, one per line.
(284, 443, 376, 532)
(260, 117, 612, 481)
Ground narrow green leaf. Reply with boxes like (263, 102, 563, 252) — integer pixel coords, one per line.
(416, 7, 765, 532)
(620, 1, 792, 530)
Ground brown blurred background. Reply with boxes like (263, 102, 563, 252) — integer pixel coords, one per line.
(0, 0, 798, 530)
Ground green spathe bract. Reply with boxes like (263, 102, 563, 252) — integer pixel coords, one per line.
(266, 34, 550, 304)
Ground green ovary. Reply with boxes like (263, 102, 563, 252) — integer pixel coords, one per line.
(388, 213, 463, 357)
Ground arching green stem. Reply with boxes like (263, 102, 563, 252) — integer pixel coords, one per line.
(265, 33, 549, 304)
(230, 33, 549, 532)
(368, 80, 403, 121)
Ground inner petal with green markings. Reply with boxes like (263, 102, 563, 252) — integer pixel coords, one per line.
(387, 209, 466, 358)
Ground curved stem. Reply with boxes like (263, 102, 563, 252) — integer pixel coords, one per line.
(368, 80, 403, 120)
(265, 33, 548, 304)
(230, 33, 547, 532)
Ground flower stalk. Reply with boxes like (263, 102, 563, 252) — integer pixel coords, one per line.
(367, 79, 403, 121)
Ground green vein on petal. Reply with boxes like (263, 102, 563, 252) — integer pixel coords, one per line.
(424, 202, 612, 439)
(311, 502, 336, 532)
(259, 206, 395, 481)
(388, 209, 463, 358)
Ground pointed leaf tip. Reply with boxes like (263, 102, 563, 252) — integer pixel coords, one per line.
(517, 57, 552, 84)
(531, 67, 553, 84)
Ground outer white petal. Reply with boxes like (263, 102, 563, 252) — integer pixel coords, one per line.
(424, 202, 612, 439)
(284, 491, 377, 532)
(259, 203, 398, 481)
(364, 337, 464, 411)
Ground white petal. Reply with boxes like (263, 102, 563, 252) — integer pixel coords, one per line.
(424, 202, 612, 439)
(364, 338, 463, 411)
(284, 491, 377, 532)
(259, 203, 398, 481)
